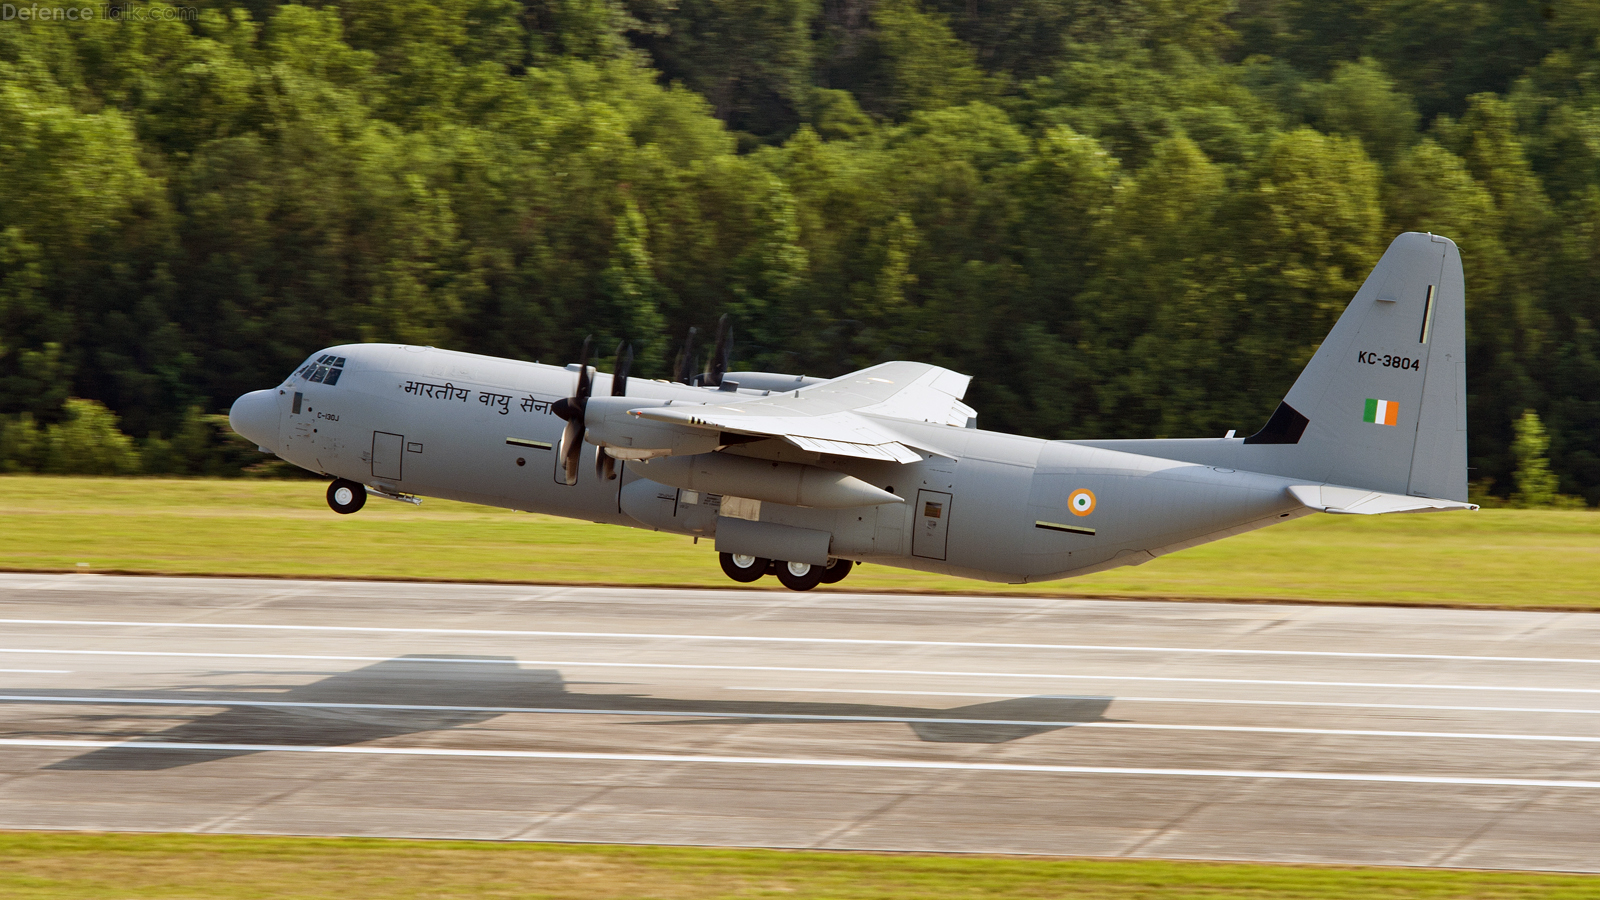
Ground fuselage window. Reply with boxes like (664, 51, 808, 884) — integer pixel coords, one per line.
(308, 366, 328, 383)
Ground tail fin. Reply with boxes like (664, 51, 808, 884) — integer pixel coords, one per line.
(1242, 232, 1468, 501)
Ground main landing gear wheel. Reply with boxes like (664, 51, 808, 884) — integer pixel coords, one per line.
(819, 558, 853, 584)
(776, 560, 826, 591)
(326, 478, 367, 514)
(720, 552, 770, 583)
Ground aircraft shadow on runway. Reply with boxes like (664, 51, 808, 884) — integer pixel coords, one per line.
(29, 655, 1115, 770)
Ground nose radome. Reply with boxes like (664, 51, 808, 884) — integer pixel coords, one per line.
(229, 390, 282, 452)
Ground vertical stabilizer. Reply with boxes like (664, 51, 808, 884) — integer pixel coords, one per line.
(1070, 233, 1470, 504)
(1245, 232, 1468, 501)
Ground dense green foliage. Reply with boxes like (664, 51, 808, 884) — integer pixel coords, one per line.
(2, 1, 1598, 501)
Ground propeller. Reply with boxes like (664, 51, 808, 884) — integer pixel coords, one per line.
(674, 326, 698, 384)
(551, 335, 594, 486)
(612, 341, 632, 397)
(596, 341, 632, 481)
(704, 314, 732, 387)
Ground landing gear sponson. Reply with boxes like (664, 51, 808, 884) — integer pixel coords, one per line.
(719, 552, 852, 591)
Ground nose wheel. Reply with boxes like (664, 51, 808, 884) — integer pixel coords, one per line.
(326, 478, 367, 514)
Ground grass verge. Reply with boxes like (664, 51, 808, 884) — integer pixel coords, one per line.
(2, 832, 1597, 900)
(2, 476, 1596, 609)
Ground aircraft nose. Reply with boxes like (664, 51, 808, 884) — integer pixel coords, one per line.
(229, 389, 282, 452)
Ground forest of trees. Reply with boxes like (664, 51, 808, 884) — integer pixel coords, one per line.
(1, 0, 1598, 502)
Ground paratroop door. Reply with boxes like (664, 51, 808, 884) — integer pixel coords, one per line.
(912, 489, 952, 560)
(371, 431, 403, 480)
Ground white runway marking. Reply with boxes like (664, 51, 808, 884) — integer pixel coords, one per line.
(6, 737, 1600, 789)
(726, 686, 1600, 717)
(3, 694, 1598, 744)
(5, 617, 1595, 666)
(3, 648, 1599, 696)
(0, 669, 70, 674)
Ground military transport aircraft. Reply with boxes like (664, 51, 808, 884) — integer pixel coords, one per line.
(230, 232, 1475, 590)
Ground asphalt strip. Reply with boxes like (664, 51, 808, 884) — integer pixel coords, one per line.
(6, 738, 1600, 789)
(3, 648, 1598, 695)
(5, 617, 1598, 665)
(3, 694, 1598, 743)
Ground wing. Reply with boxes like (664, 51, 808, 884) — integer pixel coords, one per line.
(634, 361, 975, 464)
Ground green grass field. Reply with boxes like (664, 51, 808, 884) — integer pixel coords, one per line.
(2, 833, 1597, 900)
(1, 476, 1595, 608)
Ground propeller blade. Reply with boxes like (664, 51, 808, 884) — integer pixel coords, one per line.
(560, 419, 584, 485)
(575, 334, 594, 400)
(612, 341, 632, 396)
(706, 314, 731, 387)
(596, 446, 616, 481)
(555, 335, 596, 485)
(675, 327, 698, 384)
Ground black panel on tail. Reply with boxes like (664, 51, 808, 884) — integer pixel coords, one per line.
(1242, 402, 1310, 445)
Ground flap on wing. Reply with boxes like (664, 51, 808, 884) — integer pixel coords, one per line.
(787, 436, 923, 463)
(1288, 484, 1478, 515)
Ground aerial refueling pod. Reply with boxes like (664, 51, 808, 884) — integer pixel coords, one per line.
(638, 453, 902, 509)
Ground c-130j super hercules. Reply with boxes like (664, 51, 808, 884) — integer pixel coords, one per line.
(230, 233, 1476, 591)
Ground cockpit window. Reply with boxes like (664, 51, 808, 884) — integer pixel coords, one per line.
(294, 354, 347, 385)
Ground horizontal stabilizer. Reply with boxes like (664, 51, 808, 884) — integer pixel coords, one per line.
(1287, 484, 1477, 515)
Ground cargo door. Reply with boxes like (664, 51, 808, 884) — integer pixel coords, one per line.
(912, 490, 952, 560)
(372, 431, 404, 481)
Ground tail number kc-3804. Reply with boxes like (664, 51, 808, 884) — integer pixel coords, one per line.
(1356, 351, 1421, 371)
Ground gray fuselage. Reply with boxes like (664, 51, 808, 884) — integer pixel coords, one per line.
(240, 343, 1308, 584)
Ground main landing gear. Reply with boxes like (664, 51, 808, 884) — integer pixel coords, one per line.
(326, 478, 367, 514)
(719, 552, 853, 591)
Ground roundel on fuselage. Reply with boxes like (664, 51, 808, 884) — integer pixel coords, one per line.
(1068, 488, 1096, 516)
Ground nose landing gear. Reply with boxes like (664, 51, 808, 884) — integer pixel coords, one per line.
(326, 478, 367, 514)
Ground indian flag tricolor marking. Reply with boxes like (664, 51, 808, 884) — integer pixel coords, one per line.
(1363, 398, 1399, 426)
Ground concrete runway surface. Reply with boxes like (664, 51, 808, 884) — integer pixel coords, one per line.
(1, 574, 1599, 871)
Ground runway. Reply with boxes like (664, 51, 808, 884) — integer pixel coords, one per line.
(1, 574, 1598, 870)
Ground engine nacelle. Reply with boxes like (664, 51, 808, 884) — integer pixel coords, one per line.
(636, 453, 902, 509)
(582, 396, 720, 459)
